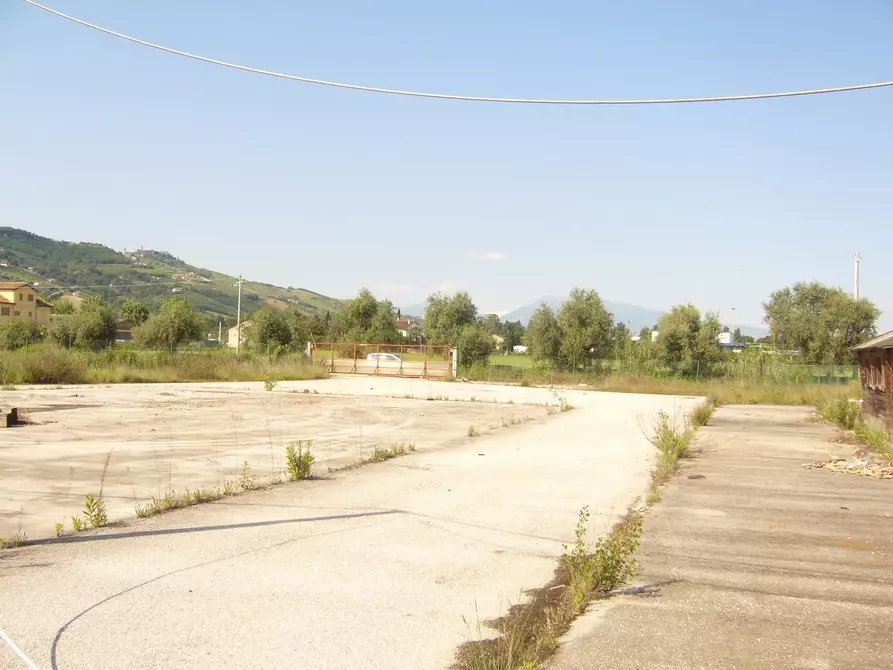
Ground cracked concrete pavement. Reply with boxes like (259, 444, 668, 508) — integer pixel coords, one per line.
(0, 378, 699, 669)
(549, 405, 893, 670)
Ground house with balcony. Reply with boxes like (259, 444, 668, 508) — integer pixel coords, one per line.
(0, 282, 54, 326)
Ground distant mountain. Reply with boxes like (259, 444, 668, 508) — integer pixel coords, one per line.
(500, 295, 767, 338)
(0, 227, 344, 323)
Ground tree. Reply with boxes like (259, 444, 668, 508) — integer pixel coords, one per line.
(368, 299, 400, 343)
(557, 288, 614, 367)
(525, 304, 562, 364)
(763, 282, 879, 364)
(121, 299, 150, 326)
(0, 319, 43, 350)
(407, 322, 425, 345)
(424, 291, 477, 345)
(482, 313, 502, 336)
(248, 306, 291, 352)
(135, 297, 203, 351)
(335, 288, 399, 343)
(285, 308, 311, 351)
(733, 329, 755, 345)
(67, 295, 117, 348)
(655, 304, 716, 372)
(52, 299, 75, 315)
(456, 324, 493, 368)
(502, 320, 525, 350)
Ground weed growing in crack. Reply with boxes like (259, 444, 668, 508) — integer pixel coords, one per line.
(467, 425, 480, 438)
(690, 400, 715, 428)
(286, 440, 315, 480)
(239, 461, 259, 491)
(369, 442, 416, 463)
(453, 507, 643, 670)
(54, 522, 64, 537)
(83, 493, 108, 528)
(71, 516, 87, 532)
(263, 378, 279, 392)
(0, 523, 27, 549)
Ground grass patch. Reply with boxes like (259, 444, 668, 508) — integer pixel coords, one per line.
(820, 397, 892, 461)
(690, 400, 715, 428)
(454, 506, 643, 669)
(135, 486, 229, 518)
(364, 442, 417, 464)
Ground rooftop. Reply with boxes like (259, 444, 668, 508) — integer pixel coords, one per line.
(852, 329, 893, 351)
(0, 281, 28, 290)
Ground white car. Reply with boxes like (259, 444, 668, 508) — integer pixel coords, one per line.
(366, 353, 406, 362)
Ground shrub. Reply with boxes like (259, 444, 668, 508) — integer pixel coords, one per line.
(285, 440, 315, 480)
(0, 319, 43, 350)
(820, 397, 862, 431)
(690, 400, 715, 428)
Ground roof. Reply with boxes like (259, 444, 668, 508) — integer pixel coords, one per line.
(35, 297, 52, 307)
(0, 281, 28, 290)
(0, 296, 12, 304)
(395, 319, 411, 330)
(852, 329, 893, 351)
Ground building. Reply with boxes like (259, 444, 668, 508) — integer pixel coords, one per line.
(227, 321, 251, 349)
(115, 319, 134, 343)
(853, 329, 893, 431)
(395, 319, 412, 338)
(0, 282, 54, 326)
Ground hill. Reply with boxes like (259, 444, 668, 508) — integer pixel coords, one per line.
(501, 295, 767, 338)
(0, 228, 343, 324)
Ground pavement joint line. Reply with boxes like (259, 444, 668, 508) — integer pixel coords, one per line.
(0, 625, 41, 670)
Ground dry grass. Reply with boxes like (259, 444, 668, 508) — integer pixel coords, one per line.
(0, 346, 328, 385)
(584, 374, 859, 407)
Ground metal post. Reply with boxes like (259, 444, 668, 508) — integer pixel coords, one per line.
(854, 251, 861, 300)
(236, 275, 242, 355)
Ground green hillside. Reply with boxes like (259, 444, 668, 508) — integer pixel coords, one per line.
(0, 228, 344, 324)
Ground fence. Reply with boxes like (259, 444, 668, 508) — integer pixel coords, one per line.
(463, 356, 860, 387)
(308, 342, 455, 378)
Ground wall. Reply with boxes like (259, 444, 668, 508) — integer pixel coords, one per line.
(857, 348, 893, 430)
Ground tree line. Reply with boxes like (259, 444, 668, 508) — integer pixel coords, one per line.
(0, 280, 879, 369)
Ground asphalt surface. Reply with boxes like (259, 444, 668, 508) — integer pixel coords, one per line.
(0, 379, 699, 669)
(550, 405, 893, 670)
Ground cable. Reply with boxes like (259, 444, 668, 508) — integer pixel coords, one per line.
(22, 0, 893, 105)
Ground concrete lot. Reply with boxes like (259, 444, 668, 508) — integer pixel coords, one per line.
(550, 405, 893, 670)
(0, 377, 698, 669)
(1, 380, 552, 539)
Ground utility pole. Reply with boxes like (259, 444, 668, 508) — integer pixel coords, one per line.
(218, 321, 222, 346)
(854, 251, 861, 300)
(236, 274, 243, 355)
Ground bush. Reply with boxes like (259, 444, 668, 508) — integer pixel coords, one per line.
(820, 397, 862, 430)
(285, 441, 315, 480)
(0, 347, 85, 384)
(0, 319, 43, 350)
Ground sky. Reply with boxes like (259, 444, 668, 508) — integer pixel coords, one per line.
(2, 0, 892, 331)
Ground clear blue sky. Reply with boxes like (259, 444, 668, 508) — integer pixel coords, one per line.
(3, 0, 891, 330)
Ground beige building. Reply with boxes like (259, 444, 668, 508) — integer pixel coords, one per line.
(0, 282, 55, 326)
(227, 321, 251, 349)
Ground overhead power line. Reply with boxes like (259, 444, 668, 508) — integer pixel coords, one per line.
(22, 0, 893, 106)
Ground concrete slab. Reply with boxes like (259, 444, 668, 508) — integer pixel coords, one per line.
(1, 380, 555, 539)
(0, 378, 699, 669)
(550, 405, 893, 670)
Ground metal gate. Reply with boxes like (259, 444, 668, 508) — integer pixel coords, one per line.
(308, 342, 454, 378)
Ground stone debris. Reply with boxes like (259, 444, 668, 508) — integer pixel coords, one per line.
(803, 458, 893, 479)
